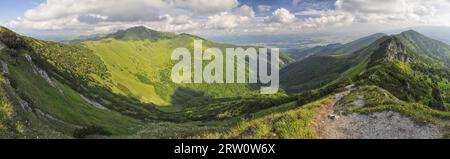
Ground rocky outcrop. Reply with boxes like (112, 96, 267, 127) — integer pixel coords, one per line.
(0, 60, 8, 74)
(369, 37, 411, 66)
(384, 38, 411, 63)
(80, 95, 108, 110)
(1, 75, 33, 112)
(24, 55, 64, 94)
(323, 111, 442, 139)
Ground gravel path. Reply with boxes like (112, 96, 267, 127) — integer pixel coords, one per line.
(322, 111, 442, 139)
(315, 86, 443, 139)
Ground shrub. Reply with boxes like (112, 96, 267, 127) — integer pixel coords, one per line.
(73, 125, 112, 139)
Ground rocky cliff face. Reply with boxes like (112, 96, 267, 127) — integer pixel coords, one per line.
(369, 37, 411, 66)
(384, 38, 410, 63)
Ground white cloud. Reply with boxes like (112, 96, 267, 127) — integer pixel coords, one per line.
(160, 14, 193, 25)
(6, 0, 241, 34)
(172, 0, 239, 14)
(334, 0, 450, 26)
(206, 5, 255, 30)
(235, 5, 255, 18)
(266, 8, 297, 24)
(302, 12, 355, 28)
(24, 0, 168, 22)
(5, 0, 450, 36)
(284, 0, 450, 32)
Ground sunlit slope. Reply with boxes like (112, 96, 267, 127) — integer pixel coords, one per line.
(82, 28, 263, 106)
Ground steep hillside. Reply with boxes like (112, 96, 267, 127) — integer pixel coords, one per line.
(0, 26, 293, 138)
(81, 26, 265, 107)
(203, 30, 450, 139)
(281, 34, 388, 93)
(282, 30, 450, 112)
(2, 25, 450, 139)
(358, 31, 450, 110)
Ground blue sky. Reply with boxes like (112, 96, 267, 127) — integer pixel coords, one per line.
(0, 0, 44, 24)
(2, 0, 450, 37)
(241, 0, 336, 12)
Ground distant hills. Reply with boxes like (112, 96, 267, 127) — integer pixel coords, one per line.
(290, 33, 386, 60)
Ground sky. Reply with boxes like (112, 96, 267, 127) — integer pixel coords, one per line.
(1, 0, 450, 38)
(0, 0, 44, 24)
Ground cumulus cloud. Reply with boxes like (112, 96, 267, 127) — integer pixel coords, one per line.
(302, 12, 355, 28)
(172, 0, 239, 14)
(334, 0, 450, 25)
(24, 0, 168, 22)
(285, 0, 450, 32)
(5, 0, 450, 36)
(266, 8, 297, 24)
(6, 0, 240, 34)
(206, 5, 255, 30)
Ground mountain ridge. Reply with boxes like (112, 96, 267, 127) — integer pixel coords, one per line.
(2, 25, 450, 139)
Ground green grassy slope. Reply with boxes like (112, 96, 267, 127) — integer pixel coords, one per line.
(280, 34, 388, 93)
(357, 32, 450, 110)
(282, 30, 450, 111)
(340, 86, 450, 134)
(0, 46, 141, 138)
(81, 27, 279, 108)
(2, 26, 171, 120)
(3, 24, 450, 139)
(82, 37, 258, 107)
(200, 98, 331, 139)
(0, 26, 292, 138)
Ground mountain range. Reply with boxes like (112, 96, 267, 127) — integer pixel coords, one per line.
(1, 26, 450, 139)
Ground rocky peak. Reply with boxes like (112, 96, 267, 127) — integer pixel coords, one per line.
(369, 37, 411, 66)
(384, 37, 410, 63)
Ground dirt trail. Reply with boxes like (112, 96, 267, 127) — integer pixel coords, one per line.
(312, 85, 353, 138)
(313, 86, 443, 139)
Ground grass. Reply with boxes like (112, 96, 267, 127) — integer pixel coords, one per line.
(340, 86, 450, 132)
(124, 121, 229, 139)
(199, 97, 332, 139)
(4, 53, 141, 136)
(0, 74, 17, 137)
(83, 37, 257, 108)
